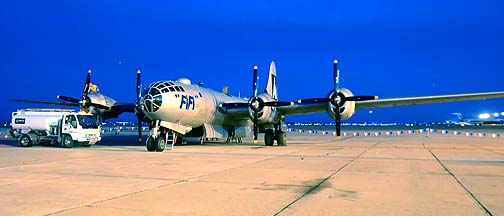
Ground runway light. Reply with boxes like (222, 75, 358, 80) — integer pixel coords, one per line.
(493, 112, 499, 117)
(501, 112, 504, 116)
(478, 113, 491, 119)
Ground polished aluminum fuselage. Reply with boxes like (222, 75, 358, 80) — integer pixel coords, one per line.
(141, 81, 250, 128)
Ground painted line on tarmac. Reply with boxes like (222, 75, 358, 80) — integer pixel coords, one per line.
(273, 141, 381, 216)
(423, 143, 494, 216)
(466, 143, 504, 157)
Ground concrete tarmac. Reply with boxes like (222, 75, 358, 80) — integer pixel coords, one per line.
(0, 133, 503, 215)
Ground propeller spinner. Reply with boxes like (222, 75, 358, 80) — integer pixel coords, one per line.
(220, 65, 292, 143)
(57, 69, 110, 112)
(298, 59, 378, 139)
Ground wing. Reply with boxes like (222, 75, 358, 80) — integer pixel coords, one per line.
(278, 91, 504, 115)
(110, 103, 136, 113)
(8, 99, 80, 107)
(355, 91, 504, 109)
(101, 103, 136, 120)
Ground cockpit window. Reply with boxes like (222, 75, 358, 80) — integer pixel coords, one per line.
(153, 95, 162, 107)
(149, 88, 160, 96)
(174, 86, 181, 92)
(142, 88, 149, 96)
(168, 86, 175, 92)
(142, 82, 164, 113)
(179, 86, 185, 92)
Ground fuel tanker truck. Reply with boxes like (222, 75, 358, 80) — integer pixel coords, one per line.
(9, 108, 101, 148)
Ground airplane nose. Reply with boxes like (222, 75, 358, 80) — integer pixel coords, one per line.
(142, 86, 163, 113)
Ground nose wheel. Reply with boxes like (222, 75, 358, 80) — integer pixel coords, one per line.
(146, 136, 155, 151)
(146, 135, 166, 152)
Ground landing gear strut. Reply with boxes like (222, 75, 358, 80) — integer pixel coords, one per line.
(145, 120, 177, 152)
(264, 123, 287, 146)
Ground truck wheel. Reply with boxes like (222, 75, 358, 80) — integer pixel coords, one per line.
(154, 136, 166, 152)
(146, 136, 155, 152)
(19, 135, 32, 147)
(61, 135, 74, 148)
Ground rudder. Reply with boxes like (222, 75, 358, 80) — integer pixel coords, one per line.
(264, 61, 278, 100)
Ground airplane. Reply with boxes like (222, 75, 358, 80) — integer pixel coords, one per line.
(10, 69, 136, 122)
(452, 113, 504, 126)
(134, 59, 504, 152)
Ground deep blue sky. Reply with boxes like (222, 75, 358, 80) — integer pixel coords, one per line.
(1, 0, 503, 123)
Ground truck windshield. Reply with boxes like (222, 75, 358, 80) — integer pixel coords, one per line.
(77, 115, 99, 129)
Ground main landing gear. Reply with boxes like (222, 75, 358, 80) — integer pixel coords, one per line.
(264, 123, 286, 146)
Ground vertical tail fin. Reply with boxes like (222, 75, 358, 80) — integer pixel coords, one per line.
(264, 61, 278, 100)
(452, 113, 464, 120)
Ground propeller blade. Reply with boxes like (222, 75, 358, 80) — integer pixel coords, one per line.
(138, 117, 142, 143)
(219, 103, 250, 108)
(136, 69, 142, 99)
(297, 98, 330, 104)
(263, 101, 294, 106)
(335, 106, 341, 139)
(333, 59, 339, 92)
(57, 95, 80, 103)
(253, 111, 258, 142)
(83, 69, 92, 99)
(346, 96, 378, 101)
(252, 66, 258, 97)
(136, 69, 143, 143)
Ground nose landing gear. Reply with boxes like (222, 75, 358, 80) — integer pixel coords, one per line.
(146, 120, 176, 152)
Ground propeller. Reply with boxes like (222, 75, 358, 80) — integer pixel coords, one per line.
(136, 69, 143, 143)
(220, 65, 293, 143)
(57, 69, 111, 111)
(251, 66, 260, 142)
(298, 59, 378, 139)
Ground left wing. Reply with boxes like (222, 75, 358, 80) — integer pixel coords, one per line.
(278, 91, 504, 115)
(355, 91, 504, 109)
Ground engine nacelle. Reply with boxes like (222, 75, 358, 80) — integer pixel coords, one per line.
(326, 88, 356, 120)
(248, 93, 279, 124)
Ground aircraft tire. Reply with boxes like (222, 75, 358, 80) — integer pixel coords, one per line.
(154, 136, 166, 152)
(19, 134, 32, 147)
(265, 129, 274, 146)
(146, 136, 155, 152)
(61, 135, 74, 148)
(276, 131, 286, 146)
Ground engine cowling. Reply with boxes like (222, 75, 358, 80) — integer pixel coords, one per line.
(326, 88, 356, 120)
(247, 93, 278, 124)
